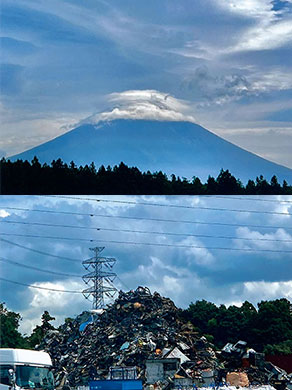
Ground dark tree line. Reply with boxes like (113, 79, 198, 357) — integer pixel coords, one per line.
(180, 298, 292, 354)
(1, 157, 291, 194)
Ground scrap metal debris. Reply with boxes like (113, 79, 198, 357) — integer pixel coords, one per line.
(37, 287, 291, 389)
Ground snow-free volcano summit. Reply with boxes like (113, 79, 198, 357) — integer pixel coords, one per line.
(10, 91, 292, 183)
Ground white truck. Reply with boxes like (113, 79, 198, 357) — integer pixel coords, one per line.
(0, 349, 54, 390)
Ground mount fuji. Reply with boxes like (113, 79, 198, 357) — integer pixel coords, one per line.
(10, 119, 292, 183)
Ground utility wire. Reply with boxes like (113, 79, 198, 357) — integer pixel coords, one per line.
(0, 239, 137, 294)
(0, 238, 80, 262)
(0, 257, 121, 294)
(197, 196, 292, 204)
(116, 276, 130, 291)
(0, 257, 81, 277)
(52, 195, 292, 204)
(1, 220, 98, 231)
(0, 238, 129, 297)
(2, 206, 292, 230)
(0, 240, 130, 292)
(3, 206, 95, 217)
(2, 219, 292, 243)
(0, 277, 83, 293)
(44, 196, 292, 215)
(1, 231, 292, 253)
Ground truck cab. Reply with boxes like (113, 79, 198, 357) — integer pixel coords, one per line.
(0, 349, 54, 390)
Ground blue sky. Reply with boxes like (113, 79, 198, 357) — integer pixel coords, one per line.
(1, 0, 292, 168)
(0, 195, 292, 333)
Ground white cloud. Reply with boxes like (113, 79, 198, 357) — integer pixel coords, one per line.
(232, 20, 292, 52)
(182, 237, 215, 265)
(216, 0, 292, 53)
(272, 199, 292, 216)
(244, 280, 292, 301)
(3, 114, 87, 158)
(215, 126, 292, 137)
(174, 0, 283, 60)
(234, 226, 292, 251)
(219, 0, 274, 19)
(80, 90, 197, 125)
(19, 279, 87, 334)
(137, 256, 188, 279)
(225, 300, 245, 308)
(0, 209, 10, 218)
(160, 275, 184, 295)
(50, 195, 138, 216)
(251, 70, 292, 92)
(123, 255, 205, 307)
(222, 280, 292, 307)
(183, 66, 292, 109)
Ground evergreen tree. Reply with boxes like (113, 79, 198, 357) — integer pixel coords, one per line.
(0, 303, 29, 348)
(1, 158, 292, 194)
(28, 311, 56, 348)
(216, 169, 243, 194)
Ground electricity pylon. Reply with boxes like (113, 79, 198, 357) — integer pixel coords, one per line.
(82, 247, 117, 309)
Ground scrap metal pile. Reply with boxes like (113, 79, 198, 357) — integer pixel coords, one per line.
(219, 341, 291, 389)
(38, 287, 217, 387)
(37, 287, 291, 389)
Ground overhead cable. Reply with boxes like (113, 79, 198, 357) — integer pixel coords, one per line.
(43, 196, 292, 216)
(0, 237, 80, 262)
(1, 231, 292, 253)
(196, 196, 292, 204)
(0, 277, 83, 293)
(0, 257, 81, 277)
(1, 206, 292, 229)
(2, 219, 292, 243)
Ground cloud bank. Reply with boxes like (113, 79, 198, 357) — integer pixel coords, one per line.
(82, 90, 197, 125)
(1, 195, 292, 333)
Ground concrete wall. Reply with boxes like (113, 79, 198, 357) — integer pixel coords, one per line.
(146, 359, 180, 384)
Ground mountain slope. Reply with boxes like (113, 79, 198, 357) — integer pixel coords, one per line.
(10, 119, 292, 182)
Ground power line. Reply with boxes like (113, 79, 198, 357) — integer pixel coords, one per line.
(0, 240, 130, 292)
(116, 275, 131, 291)
(198, 196, 292, 204)
(0, 238, 80, 262)
(1, 231, 292, 253)
(0, 257, 81, 277)
(3, 206, 95, 217)
(1, 220, 98, 231)
(2, 219, 292, 243)
(43, 196, 292, 215)
(2, 206, 292, 230)
(0, 277, 83, 293)
(46, 195, 292, 205)
(0, 238, 163, 292)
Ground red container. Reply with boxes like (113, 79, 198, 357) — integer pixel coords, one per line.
(265, 355, 292, 374)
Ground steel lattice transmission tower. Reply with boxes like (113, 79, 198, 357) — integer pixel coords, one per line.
(82, 247, 117, 309)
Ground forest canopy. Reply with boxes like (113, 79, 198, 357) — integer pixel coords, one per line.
(1, 158, 291, 194)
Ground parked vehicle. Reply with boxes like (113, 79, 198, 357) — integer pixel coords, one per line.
(0, 349, 54, 390)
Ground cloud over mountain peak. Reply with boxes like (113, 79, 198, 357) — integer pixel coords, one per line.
(81, 90, 197, 125)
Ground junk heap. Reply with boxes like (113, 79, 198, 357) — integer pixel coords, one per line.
(38, 287, 292, 389)
(38, 287, 217, 387)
